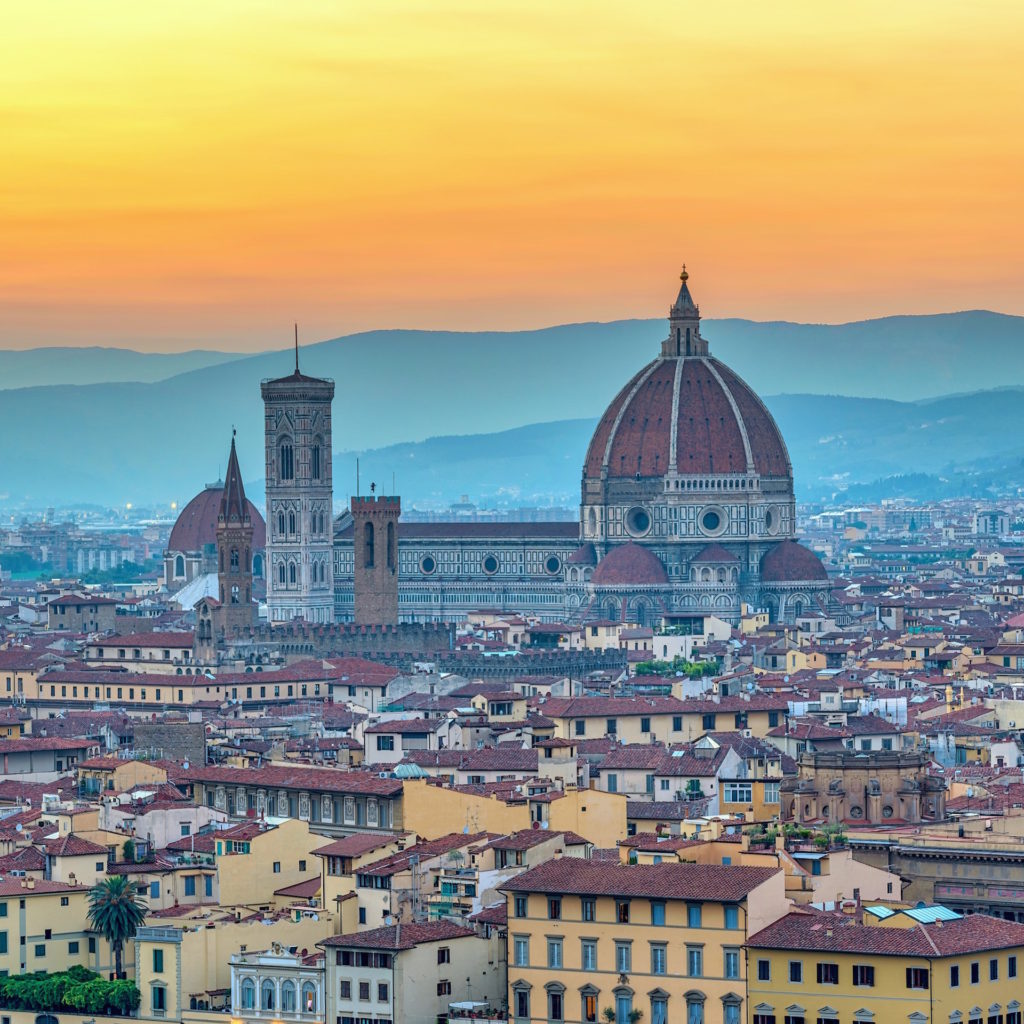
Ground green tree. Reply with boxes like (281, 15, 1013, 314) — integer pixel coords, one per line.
(87, 875, 148, 979)
(122, 838, 135, 863)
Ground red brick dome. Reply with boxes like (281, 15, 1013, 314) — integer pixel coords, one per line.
(584, 355, 791, 482)
(167, 484, 266, 552)
(760, 540, 828, 583)
(591, 543, 669, 586)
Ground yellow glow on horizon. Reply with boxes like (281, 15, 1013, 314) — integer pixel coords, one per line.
(2, 1, 1023, 349)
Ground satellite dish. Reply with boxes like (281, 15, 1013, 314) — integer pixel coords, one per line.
(15, 824, 22, 832)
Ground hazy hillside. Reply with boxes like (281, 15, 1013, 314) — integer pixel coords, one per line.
(0, 347, 244, 390)
(335, 388, 1024, 508)
(2, 310, 1023, 505)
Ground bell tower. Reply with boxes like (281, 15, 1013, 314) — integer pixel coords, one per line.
(215, 433, 255, 637)
(261, 331, 336, 623)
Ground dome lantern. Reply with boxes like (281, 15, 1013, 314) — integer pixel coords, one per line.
(663, 263, 707, 357)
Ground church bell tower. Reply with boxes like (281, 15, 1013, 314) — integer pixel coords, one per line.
(216, 433, 255, 637)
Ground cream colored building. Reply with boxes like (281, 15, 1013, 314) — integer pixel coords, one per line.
(321, 922, 502, 1023)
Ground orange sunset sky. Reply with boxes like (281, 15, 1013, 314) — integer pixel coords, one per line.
(3, 1, 1023, 351)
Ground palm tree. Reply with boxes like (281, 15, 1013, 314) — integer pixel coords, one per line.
(88, 875, 148, 979)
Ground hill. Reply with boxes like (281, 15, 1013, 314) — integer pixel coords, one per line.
(0, 347, 243, 390)
(1, 310, 1023, 505)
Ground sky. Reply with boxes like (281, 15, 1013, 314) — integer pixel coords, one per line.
(2, 1, 1023, 351)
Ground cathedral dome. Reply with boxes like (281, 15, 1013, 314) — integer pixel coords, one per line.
(591, 543, 669, 586)
(760, 540, 828, 583)
(168, 483, 266, 553)
(583, 268, 790, 484)
(583, 353, 790, 481)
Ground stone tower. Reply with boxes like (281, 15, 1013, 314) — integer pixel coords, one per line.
(216, 433, 255, 636)
(351, 492, 400, 626)
(261, 337, 335, 624)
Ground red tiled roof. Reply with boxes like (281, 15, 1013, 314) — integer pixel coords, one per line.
(501, 859, 778, 901)
(273, 876, 320, 899)
(358, 833, 493, 878)
(181, 764, 402, 797)
(320, 921, 474, 950)
(94, 632, 194, 648)
(0, 737, 97, 753)
(313, 834, 400, 858)
(39, 834, 108, 857)
(0, 878, 86, 896)
(748, 909, 1024, 957)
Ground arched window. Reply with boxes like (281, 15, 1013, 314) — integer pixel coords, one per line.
(231, 585, 239, 604)
(281, 982, 296, 1013)
(301, 982, 316, 1012)
(288, 510, 296, 534)
(311, 440, 322, 480)
(253, 553, 263, 577)
(587, 507, 597, 535)
(261, 979, 275, 1011)
(278, 563, 286, 584)
(279, 438, 294, 480)
(174, 554, 185, 577)
(278, 512, 285, 536)
(289, 563, 297, 585)
(219, 549, 224, 572)
(230, 548, 239, 570)
(240, 979, 255, 1010)
(387, 521, 396, 571)
(365, 522, 375, 568)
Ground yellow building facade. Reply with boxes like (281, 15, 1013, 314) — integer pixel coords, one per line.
(501, 859, 787, 1024)
(747, 907, 1024, 1024)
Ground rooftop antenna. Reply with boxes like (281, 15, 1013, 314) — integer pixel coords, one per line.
(294, 323, 300, 374)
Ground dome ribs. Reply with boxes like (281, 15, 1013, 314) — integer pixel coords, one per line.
(713, 360, 792, 478)
(672, 359, 746, 476)
(608, 360, 676, 479)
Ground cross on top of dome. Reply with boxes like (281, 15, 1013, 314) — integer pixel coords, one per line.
(662, 265, 707, 357)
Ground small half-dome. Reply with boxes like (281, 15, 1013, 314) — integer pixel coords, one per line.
(691, 543, 740, 564)
(567, 542, 598, 566)
(591, 544, 669, 586)
(760, 541, 828, 583)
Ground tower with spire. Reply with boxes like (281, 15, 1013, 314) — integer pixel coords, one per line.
(215, 432, 255, 637)
(260, 330, 336, 624)
(662, 265, 708, 357)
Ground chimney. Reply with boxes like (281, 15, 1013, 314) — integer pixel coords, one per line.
(26, 878, 35, 889)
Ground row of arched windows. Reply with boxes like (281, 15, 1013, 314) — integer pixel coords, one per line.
(238, 978, 317, 1013)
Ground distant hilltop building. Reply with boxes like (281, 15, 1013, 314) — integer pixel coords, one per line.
(328, 268, 830, 625)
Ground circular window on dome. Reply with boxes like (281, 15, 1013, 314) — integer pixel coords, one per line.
(419, 555, 436, 575)
(625, 506, 652, 537)
(545, 555, 562, 575)
(482, 554, 499, 575)
(765, 506, 780, 536)
(700, 507, 727, 536)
